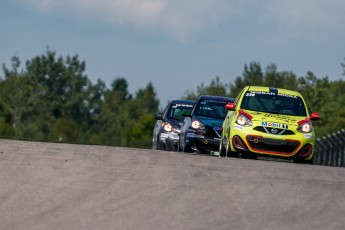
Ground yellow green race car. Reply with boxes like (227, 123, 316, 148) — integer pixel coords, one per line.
(219, 86, 320, 163)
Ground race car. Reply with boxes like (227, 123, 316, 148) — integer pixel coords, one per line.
(178, 95, 234, 154)
(152, 100, 195, 151)
(219, 86, 320, 163)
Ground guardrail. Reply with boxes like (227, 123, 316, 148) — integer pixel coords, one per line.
(314, 129, 345, 167)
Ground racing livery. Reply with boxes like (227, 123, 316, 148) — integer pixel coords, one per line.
(219, 86, 320, 163)
(152, 100, 195, 151)
(179, 95, 234, 154)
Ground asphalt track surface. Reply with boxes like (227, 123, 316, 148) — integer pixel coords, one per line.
(1, 140, 345, 230)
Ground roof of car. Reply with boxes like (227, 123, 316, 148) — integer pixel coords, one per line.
(245, 86, 301, 96)
(170, 99, 195, 104)
(198, 95, 235, 101)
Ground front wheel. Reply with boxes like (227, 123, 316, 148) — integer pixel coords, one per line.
(225, 138, 239, 158)
(293, 157, 313, 164)
(180, 135, 191, 153)
(219, 138, 226, 157)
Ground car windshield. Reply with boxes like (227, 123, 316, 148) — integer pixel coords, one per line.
(240, 91, 307, 116)
(195, 99, 229, 119)
(167, 103, 194, 121)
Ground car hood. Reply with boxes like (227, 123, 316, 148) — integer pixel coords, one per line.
(242, 109, 306, 126)
(194, 116, 224, 127)
(165, 118, 184, 128)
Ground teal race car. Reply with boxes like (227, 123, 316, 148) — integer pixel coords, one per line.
(178, 95, 234, 154)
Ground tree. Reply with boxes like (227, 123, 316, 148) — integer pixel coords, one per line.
(0, 56, 38, 135)
(184, 76, 228, 100)
(229, 62, 264, 96)
(128, 82, 159, 148)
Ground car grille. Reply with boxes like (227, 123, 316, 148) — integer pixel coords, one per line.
(205, 126, 222, 138)
(246, 135, 300, 155)
(253, 126, 295, 135)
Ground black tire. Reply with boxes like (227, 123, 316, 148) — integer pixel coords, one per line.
(293, 157, 313, 164)
(181, 135, 191, 153)
(152, 136, 158, 150)
(157, 139, 164, 150)
(225, 138, 239, 158)
(225, 139, 231, 157)
(219, 138, 225, 157)
(165, 138, 176, 152)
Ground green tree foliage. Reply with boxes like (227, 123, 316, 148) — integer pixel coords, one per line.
(1, 50, 344, 147)
(0, 50, 159, 148)
(184, 76, 228, 99)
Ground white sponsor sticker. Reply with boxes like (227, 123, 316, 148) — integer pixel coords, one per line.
(187, 133, 195, 138)
(304, 134, 314, 139)
(233, 125, 243, 130)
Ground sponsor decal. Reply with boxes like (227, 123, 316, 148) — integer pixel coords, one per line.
(233, 125, 243, 130)
(160, 133, 169, 138)
(263, 113, 297, 123)
(277, 93, 297, 99)
(304, 134, 314, 139)
(203, 99, 227, 104)
(213, 126, 222, 131)
(172, 103, 194, 108)
(187, 133, 195, 138)
(245, 91, 297, 99)
(246, 91, 275, 97)
(262, 121, 288, 129)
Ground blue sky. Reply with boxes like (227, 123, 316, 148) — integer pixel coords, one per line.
(1, 0, 345, 106)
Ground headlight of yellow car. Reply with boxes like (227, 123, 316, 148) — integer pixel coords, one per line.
(236, 110, 253, 127)
(236, 114, 252, 126)
(298, 121, 313, 133)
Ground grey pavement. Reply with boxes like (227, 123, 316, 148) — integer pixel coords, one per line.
(1, 140, 345, 230)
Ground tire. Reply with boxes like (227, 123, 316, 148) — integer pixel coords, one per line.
(219, 138, 225, 157)
(157, 140, 164, 150)
(225, 139, 231, 157)
(225, 137, 239, 158)
(152, 136, 158, 150)
(165, 138, 176, 152)
(293, 157, 313, 164)
(181, 135, 191, 153)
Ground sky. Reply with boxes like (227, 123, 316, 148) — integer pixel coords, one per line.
(1, 0, 345, 106)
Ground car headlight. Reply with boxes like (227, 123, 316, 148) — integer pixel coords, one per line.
(191, 120, 204, 129)
(163, 122, 173, 132)
(236, 114, 252, 126)
(298, 121, 313, 133)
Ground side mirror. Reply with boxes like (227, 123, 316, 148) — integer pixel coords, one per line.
(310, 112, 320, 121)
(154, 113, 163, 120)
(225, 102, 236, 111)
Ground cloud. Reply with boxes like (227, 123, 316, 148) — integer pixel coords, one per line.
(13, 0, 240, 43)
(261, 0, 345, 40)
(13, 0, 345, 43)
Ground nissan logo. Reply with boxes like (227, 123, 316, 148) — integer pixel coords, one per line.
(271, 128, 278, 134)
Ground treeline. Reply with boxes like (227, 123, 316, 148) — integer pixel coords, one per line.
(0, 50, 344, 148)
(0, 50, 159, 148)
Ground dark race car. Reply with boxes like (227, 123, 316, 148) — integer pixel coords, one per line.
(178, 95, 234, 155)
(152, 99, 195, 151)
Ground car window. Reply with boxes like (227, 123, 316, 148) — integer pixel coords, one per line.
(167, 103, 194, 120)
(241, 91, 307, 116)
(195, 99, 229, 119)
